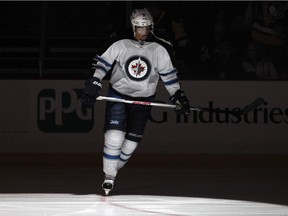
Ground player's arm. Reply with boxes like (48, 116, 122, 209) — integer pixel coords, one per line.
(157, 46, 190, 116)
(81, 42, 121, 106)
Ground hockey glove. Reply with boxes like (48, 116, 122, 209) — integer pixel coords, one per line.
(80, 77, 102, 107)
(170, 89, 191, 116)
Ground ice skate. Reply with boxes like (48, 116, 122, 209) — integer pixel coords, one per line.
(102, 178, 115, 196)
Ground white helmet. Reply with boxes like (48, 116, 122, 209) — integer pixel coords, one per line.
(130, 8, 154, 31)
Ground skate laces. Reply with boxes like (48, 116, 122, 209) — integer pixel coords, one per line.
(104, 179, 114, 184)
(102, 179, 114, 191)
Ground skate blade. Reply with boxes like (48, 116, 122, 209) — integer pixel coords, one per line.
(104, 188, 111, 196)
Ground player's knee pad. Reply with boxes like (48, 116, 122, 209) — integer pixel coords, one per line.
(104, 129, 126, 150)
(121, 139, 138, 155)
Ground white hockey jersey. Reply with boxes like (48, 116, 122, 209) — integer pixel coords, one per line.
(92, 39, 180, 98)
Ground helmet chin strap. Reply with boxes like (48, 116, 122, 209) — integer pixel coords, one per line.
(150, 31, 173, 46)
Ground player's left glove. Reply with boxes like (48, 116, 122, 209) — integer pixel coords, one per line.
(80, 77, 102, 107)
(170, 89, 190, 116)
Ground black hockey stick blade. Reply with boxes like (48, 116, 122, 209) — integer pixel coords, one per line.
(238, 97, 265, 115)
(190, 97, 265, 116)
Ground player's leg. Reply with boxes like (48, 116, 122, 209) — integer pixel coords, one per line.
(117, 102, 152, 171)
(103, 129, 125, 179)
(102, 129, 125, 195)
(102, 95, 127, 195)
(117, 139, 138, 170)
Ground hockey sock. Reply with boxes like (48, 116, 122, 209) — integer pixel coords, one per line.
(103, 129, 125, 178)
(117, 139, 138, 170)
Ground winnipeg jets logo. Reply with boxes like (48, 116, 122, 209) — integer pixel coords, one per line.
(131, 58, 145, 77)
(125, 56, 151, 81)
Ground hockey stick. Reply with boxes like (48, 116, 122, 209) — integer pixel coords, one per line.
(96, 96, 265, 116)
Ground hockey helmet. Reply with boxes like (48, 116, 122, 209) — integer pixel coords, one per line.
(130, 8, 154, 31)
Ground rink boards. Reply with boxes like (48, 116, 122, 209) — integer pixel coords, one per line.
(0, 80, 287, 154)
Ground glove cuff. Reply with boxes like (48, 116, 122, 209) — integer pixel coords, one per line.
(170, 89, 185, 105)
(84, 77, 102, 97)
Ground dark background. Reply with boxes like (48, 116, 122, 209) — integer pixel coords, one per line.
(1, 1, 288, 80)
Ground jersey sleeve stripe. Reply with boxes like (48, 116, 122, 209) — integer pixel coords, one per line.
(163, 78, 179, 85)
(94, 55, 113, 68)
(158, 68, 178, 76)
(94, 65, 108, 74)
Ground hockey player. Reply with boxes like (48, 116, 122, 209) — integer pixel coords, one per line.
(80, 8, 190, 196)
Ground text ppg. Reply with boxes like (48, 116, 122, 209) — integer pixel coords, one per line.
(37, 89, 93, 132)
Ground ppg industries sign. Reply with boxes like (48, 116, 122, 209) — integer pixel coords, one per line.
(37, 89, 93, 132)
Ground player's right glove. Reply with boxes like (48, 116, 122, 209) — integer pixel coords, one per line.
(170, 89, 190, 116)
(80, 77, 102, 107)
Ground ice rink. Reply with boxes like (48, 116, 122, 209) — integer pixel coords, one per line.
(0, 165, 288, 216)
